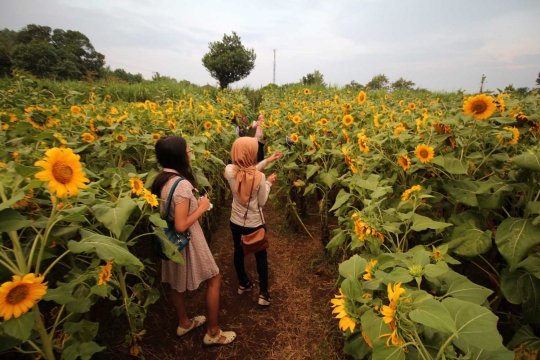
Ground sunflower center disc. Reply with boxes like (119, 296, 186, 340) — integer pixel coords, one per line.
(6, 285, 29, 305)
(420, 150, 429, 158)
(473, 102, 486, 113)
(52, 161, 74, 184)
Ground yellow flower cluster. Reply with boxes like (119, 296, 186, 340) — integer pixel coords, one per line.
(352, 215, 384, 242)
(402, 185, 422, 201)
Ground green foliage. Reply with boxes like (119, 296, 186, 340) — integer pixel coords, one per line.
(366, 73, 390, 90)
(391, 77, 416, 91)
(10, 24, 105, 80)
(302, 70, 326, 86)
(202, 31, 256, 89)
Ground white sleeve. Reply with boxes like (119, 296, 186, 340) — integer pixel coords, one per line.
(256, 159, 267, 171)
(257, 174, 271, 207)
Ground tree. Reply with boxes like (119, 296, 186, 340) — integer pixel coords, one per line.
(10, 24, 105, 80)
(0, 29, 17, 76)
(391, 77, 415, 91)
(301, 70, 325, 86)
(345, 80, 363, 90)
(202, 32, 256, 89)
(536, 72, 540, 86)
(366, 74, 390, 90)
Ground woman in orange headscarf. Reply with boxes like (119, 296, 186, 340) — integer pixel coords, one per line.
(225, 137, 282, 307)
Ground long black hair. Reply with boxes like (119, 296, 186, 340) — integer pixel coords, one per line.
(151, 135, 197, 198)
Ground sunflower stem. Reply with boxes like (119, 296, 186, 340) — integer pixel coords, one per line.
(35, 203, 59, 274)
(0, 257, 19, 275)
(33, 305, 56, 360)
(42, 250, 71, 278)
(7, 231, 26, 274)
(411, 327, 431, 360)
(48, 304, 65, 342)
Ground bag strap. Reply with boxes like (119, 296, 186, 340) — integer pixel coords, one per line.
(163, 176, 185, 221)
(242, 177, 266, 230)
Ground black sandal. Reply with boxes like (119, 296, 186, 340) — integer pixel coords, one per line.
(238, 281, 254, 295)
(258, 292, 271, 307)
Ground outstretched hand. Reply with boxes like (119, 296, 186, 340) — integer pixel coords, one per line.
(267, 150, 284, 163)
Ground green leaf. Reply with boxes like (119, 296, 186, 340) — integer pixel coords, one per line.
(409, 297, 457, 334)
(442, 297, 504, 351)
(326, 231, 346, 251)
(43, 286, 75, 305)
(0, 191, 25, 211)
(341, 278, 363, 301)
(507, 325, 540, 351)
(66, 298, 92, 313)
(500, 268, 540, 323)
(443, 180, 479, 206)
(1, 312, 34, 341)
(495, 217, 540, 272)
(90, 284, 108, 297)
(149, 213, 167, 227)
(356, 174, 380, 191)
(447, 221, 492, 257)
(303, 183, 316, 196)
(438, 271, 493, 305)
(432, 154, 468, 174)
(410, 214, 452, 232)
(339, 255, 367, 279)
(372, 345, 406, 360)
(68, 229, 143, 266)
(78, 341, 106, 360)
(424, 261, 449, 277)
(306, 164, 319, 180)
(0, 209, 33, 232)
(384, 267, 413, 283)
(92, 197, 137, 238)
(527, 201, 540, 215)
(518, 254, 540, 279)
(14, 163, 40, 177)
(343, 332, 371, 359)
(320, 168, 339, 188)
(64, 319, 99, 342)
(330, 189, 351, 212)
(511, 153, 540, 171)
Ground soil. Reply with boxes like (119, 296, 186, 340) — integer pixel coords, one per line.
(94, 197, 351, 360)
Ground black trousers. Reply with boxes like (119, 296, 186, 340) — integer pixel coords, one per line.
(257, 140, 265, 163)
(229, 221, 268, 293)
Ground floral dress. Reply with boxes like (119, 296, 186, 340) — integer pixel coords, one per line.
(160, 176, 219, 292)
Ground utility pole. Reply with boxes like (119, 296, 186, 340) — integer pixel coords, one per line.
(479, 74, 486, 93)
(273, 49, 276, 84)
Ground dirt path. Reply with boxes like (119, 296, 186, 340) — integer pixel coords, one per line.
(126, 199, 347, 360)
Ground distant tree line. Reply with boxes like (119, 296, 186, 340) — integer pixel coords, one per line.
(0, 24, 146, 83)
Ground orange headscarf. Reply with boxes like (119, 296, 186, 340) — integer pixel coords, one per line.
(231, 137, 262, 204)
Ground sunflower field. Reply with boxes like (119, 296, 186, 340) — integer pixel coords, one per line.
(257, 87, 540, 359)
(1, 70, 540, 359)
(0, 73, 250, 359)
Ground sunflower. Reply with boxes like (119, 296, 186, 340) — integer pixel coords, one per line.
(379, 283, 407, 347)
(292, 115, 302, 124)
(70, 106, 81, 114)
(130, 177, 144, 196)
(290, 133, 299, 143)
(203, 121, 213, 130)
(319, 118, 328, 126)
(384, 94, 389, 100)
(432, 248, 443, 260)
(143, 189, 159, 207)
(0, 274, 47, 320)
(497, 126, 519, 145)
(115, 134, 127, 143)
(363, 259, 378, 280)
(303, 88, 311, 95)
(81, 133, 95, 143)
(189, 98, 194, 110)
(34, 147, 90, 198)
(357, 91, 366, 105)
(152, 133, 161, 140)
(402, 185, 422, 201)
(462, 94, 496, 120)
(357, 134, 369, 153)
(414, 144, 434, 163)
(408, 102, 416, 111)
(331, 289, 358, 333)
(397, 154, 411, 171)
(98, 261, 113, 285)
(394, 124, 406, 136)
(216, 97, 223, 104)
(342, 114, 354, 126)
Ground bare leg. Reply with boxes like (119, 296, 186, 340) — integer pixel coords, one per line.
(171, 289, 192, 329)
(206, 273, 227, 342)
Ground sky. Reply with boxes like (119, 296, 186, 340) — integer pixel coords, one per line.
(1, 0, 539, 93)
